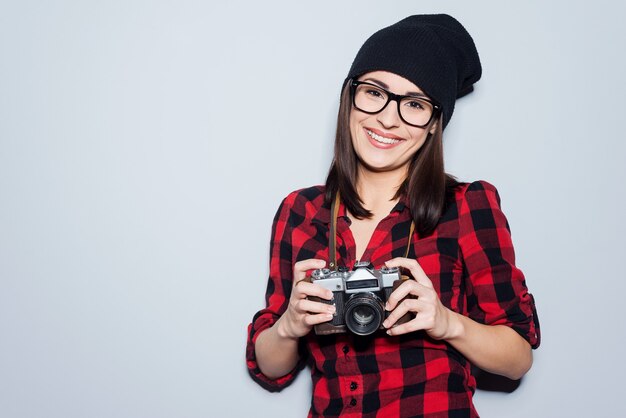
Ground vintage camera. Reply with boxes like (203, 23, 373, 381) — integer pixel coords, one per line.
(307, 261, 413, 336)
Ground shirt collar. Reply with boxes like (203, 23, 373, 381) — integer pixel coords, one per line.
(311, 194, 409, 225)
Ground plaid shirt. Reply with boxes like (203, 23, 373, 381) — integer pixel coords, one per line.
(247, 181, 540, 417)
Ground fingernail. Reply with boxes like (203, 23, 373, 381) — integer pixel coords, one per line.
(385, 302, 390, 311)
(382, 320, 389, 328)
(324, 314, 333, 320)
(328, 305, 336, 314)
(386, 330, 392, 336)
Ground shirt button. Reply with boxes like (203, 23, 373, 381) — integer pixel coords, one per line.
(350, 398, 357, 407)
(350, 382, 358, 391)
(342, 345, 349, 354)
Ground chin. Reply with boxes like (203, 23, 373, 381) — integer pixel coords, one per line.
(358, 159, 407, 175)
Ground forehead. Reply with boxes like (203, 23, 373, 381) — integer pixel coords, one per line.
(356, 71, 425, 96)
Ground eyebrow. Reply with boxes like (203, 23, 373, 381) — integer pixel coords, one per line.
(361, 77, 427, 98)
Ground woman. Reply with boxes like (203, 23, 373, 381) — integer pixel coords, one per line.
(246, 14, 540, 417)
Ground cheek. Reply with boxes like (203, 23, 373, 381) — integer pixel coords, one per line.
(349, 111, 365, 130)
(349, 112, 369, 145)
(407, 129, 430, 151)
(349, 112, 357, 137)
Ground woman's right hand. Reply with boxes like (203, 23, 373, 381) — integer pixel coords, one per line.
(276, 259, 336, 340)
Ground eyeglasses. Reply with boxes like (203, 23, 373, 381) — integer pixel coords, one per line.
(350, 80, 441, 128)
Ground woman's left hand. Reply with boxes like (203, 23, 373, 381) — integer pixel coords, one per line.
(382, 257, 459, 340)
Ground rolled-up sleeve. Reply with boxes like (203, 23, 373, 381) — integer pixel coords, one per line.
(246, 194, 306, 391)
(458, 181, 540, 348)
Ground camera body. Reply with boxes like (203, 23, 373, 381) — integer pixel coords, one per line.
(307, 261, 413, 336)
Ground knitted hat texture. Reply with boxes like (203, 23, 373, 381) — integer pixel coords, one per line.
(346, 14, 482, 129)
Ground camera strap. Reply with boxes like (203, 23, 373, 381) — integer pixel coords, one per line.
(329, 191, 340, 269)
(329, 192, 415, 268)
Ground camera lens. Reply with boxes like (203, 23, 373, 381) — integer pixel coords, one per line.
(344, 293, 384, 336)
(352, 306, 375, 325)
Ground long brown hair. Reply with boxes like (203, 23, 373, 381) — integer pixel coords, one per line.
(324, 81, 458, 237)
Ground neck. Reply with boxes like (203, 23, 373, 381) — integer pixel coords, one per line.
(355, 165, 407, 211)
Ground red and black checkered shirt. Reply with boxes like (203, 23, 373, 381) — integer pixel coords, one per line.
(247, 181, 540, 417)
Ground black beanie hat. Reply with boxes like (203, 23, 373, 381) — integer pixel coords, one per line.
(346, 14, 482, 129)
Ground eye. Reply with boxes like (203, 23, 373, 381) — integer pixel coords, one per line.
(405, 100, 425, 110)
(365, 88, 384, 98)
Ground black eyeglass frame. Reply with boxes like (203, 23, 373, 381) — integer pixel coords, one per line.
(349, 79, 442, 128)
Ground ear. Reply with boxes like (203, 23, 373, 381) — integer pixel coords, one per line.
(429, 121, 438, 135)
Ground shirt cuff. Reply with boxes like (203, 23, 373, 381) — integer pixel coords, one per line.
(246, 314, 304, 391)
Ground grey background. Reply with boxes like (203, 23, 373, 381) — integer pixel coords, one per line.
(1, 1, 624, 417)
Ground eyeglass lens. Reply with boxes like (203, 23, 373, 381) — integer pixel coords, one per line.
(353, 84, 434, 127)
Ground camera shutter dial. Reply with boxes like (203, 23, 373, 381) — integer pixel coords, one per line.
(312, 268, 331, 280)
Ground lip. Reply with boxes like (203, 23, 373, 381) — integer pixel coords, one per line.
(363, 127, 405, 149)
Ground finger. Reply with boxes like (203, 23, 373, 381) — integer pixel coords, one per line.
(385, 257, 434, 289)
(385, 280, 415, 311)
(386, 316, 431, 336)
(382, 298, 420, 328)
(293, 281, 333, 300)
(293, 259, 327, 284)
(385, 280, 430, 311)
(294, 298, 336, 315)
(304, 312, 335, 326)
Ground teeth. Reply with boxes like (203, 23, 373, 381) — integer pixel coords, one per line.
(366, 129, 401, 144)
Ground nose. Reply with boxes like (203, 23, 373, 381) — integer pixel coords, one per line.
(376, 100, 402, 128)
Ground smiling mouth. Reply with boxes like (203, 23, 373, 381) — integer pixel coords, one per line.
(365, 129, 402, 145)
